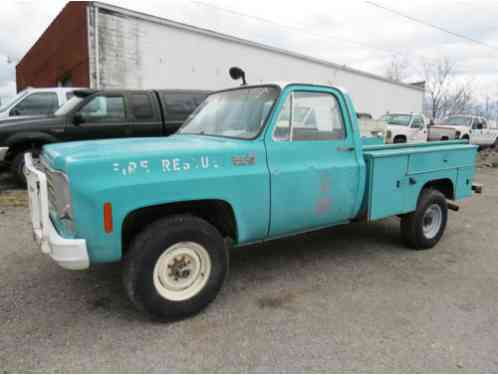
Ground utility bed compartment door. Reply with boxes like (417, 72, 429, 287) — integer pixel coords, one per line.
(407, 148, 471, 174)
(366, 155, 409, 221)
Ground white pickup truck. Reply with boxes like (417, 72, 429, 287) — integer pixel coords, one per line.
(436, 115, 498, 147)
(382, 113, 428, 144)
(0, 87, 84, 162)
(0, 87, 83, 122)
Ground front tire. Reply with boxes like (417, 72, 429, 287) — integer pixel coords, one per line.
(393, 136, 406, 144)
(123, 215, 229, 321)
(401, 189, 448, 250)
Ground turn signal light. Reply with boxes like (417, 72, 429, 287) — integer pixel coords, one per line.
(103, 202, 113, 234)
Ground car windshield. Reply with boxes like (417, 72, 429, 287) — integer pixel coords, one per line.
(179, 86, 280, 139)
(0, 90, 29, 112)
(54, 96, 85, 116)
(383, 114, 411, 126)
(445, 116, 472, 126)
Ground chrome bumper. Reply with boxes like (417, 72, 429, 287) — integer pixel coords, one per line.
(24, 153, 89, 270)
(0, 147, 7, 161)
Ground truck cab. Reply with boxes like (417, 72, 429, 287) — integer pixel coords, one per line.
(24, 81, 479, 320)
(0, 87, 83, 121)
(437, 115, 498, 147)
(382, 113, 428, 144)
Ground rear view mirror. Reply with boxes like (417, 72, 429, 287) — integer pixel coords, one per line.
(229, 66, 247, 85)
(73, 113, 85, 126)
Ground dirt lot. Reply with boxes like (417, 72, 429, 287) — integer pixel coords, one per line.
(1, 165, 498, 372)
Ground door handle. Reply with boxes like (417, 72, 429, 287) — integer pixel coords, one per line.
(336, 146, 354, 152)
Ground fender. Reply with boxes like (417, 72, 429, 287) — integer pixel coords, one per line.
(5, 131, 60, 149)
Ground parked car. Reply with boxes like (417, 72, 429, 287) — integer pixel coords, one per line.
(436, 115, 498, 147)
(382, 113, 428, 143)
(0, 88, 210, 182)
(0, 87, 83, 121)
(25, 81, 479, 320)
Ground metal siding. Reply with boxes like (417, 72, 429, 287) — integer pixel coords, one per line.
(95, 8, 423, 118)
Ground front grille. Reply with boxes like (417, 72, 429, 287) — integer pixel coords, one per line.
(46, 172, 57, 213)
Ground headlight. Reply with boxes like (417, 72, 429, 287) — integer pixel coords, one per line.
(44, 160, 74, 232)
(455, 131, 461, 138)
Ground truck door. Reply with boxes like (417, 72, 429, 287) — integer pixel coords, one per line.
(265, 87, 360, 237)
(410, 115, 427, 143)
(477, 119, 493, 145)
(67, 94, 132, 140)
(128, 92, 163, 137)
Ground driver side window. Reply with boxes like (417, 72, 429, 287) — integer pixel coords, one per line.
(412, 116, 424, 128)
(79, 96, 126, 120)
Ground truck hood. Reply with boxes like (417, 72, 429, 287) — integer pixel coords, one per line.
(43, 134, 257, 171)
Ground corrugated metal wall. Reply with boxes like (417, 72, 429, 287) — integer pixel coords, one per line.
(15, 2, 90, 91)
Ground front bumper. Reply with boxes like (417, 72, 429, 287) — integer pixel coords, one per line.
(0, 147, 7, 162)
(24, 154, 89, 270)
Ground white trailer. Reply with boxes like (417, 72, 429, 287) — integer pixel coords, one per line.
(84, 2, 423, 119)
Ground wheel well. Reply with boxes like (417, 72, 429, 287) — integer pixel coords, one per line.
(393, 135, 406, 142)
(461, 134, 470, 140)
(121, 200, 238, 254)
(422, 179, 454, 200)
(5, 141, 45, 162)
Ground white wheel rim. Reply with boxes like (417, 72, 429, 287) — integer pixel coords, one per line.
(422, 204, 443, 239)
(153, 242, 211, 302)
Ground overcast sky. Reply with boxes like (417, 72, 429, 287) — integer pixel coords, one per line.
(1, 0, 497, 104)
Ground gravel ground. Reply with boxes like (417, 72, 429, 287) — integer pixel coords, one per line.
(0, 167, 497, 372)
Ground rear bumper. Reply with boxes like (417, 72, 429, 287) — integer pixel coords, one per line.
(0, 147, 7, 162)
(24, 153, 89, 270)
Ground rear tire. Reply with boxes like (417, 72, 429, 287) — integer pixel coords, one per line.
(401, 189, 448, 250)
(123, 215, 229, 321)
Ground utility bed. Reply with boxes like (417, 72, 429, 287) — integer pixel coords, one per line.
(362, 140, 477, 220)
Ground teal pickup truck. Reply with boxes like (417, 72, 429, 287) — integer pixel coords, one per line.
(25, 82, 480, 320)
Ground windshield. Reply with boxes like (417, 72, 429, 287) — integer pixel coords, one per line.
(383, 114, 412, 126)
(445, 116, 472, 126)
(179, 86, 280, 139)
(0, 90, 29, 112)
(54, 96, 85, 116)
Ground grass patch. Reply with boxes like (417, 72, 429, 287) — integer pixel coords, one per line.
(0, 190, 28, 207)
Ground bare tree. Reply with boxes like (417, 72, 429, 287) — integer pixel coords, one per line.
(421, 57, 475, 120)
(385, 53, 410, 82)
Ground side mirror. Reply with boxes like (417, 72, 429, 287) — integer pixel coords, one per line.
(73, 113, 85, 126)
(429, 120, 434, 126)
(229, 66, 247, 85)
(9, 108, 20, 116)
